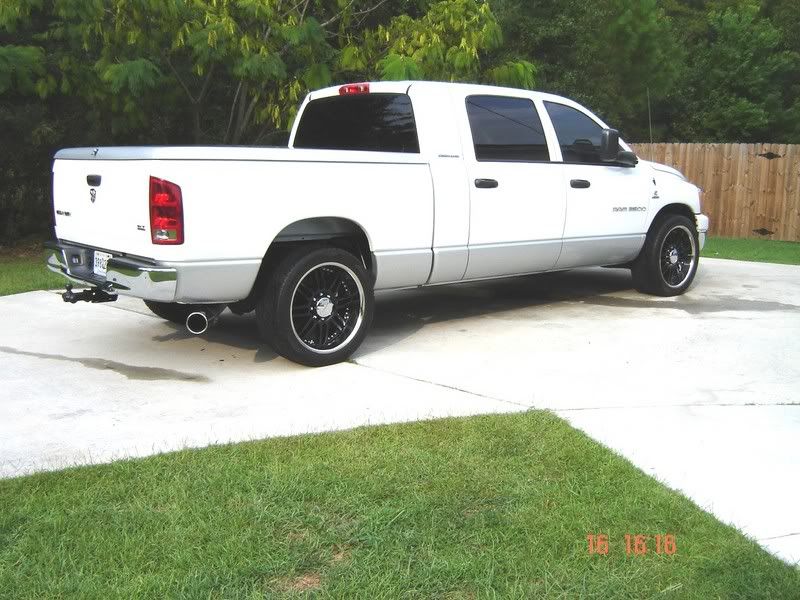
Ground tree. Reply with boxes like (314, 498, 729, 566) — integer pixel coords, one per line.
(340, 0, 534, 88)
(490, 0, 680, 140)
(679, 3, 800, 141)
(0, 0, 534, 243)
(1, 0, 409, 145)
(1, 0, 533, 146)
(493, 0, 799, 143)
(595, 0, 682, 139)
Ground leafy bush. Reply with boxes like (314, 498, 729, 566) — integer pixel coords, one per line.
(1, 0, 798, 243)
(0, 0, 534, 244)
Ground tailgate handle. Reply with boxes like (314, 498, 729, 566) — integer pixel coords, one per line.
(86, 175, 102, 186)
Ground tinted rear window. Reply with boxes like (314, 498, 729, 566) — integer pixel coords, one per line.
(466, 95, 550, 162)
(294, 94, 420, 153)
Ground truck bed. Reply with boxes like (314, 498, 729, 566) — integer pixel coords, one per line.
(52, 146, 435, 300)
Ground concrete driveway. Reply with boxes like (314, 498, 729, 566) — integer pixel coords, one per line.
(1, 257, 798, 563)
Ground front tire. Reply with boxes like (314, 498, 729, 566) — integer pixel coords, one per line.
(256, 246, 374, 367)
(632, 214, 699, 296)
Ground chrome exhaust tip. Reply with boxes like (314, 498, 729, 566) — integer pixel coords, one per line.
(186, 311, 210, 335)
(185, 305, 226, 336)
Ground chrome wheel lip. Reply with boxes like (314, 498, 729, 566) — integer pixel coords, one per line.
(659, 224, 697, 289)
(290, 262, 365, 355)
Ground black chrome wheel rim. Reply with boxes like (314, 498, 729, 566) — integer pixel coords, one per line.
(290, 262, 364, 354)
(659, 225, 696, 288)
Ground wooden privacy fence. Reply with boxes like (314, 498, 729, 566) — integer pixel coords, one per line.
(632, 143, 800, 241)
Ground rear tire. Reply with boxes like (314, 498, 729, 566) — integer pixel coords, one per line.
(632, 214, 699, 296)
(256, 246, 374, 367)
(143, 300, 200, 325)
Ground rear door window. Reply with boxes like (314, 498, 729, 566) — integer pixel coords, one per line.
(544, 102, 604, 164)
(294, 94, 420, 153)
(466, 95, 550, 162)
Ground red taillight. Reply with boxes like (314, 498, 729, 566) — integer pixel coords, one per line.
(339, 83, 370, 95)
(149, 176, 184, 245)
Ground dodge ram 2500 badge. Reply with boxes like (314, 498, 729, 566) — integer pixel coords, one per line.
(47, 81, 709, 366)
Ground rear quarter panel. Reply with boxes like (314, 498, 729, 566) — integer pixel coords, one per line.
(148, 155, 434, 264)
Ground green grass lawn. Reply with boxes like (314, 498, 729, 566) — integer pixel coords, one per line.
(0, 252, 65, 296)
(1, 412, 797, 599)
(702, 237, 800, 265)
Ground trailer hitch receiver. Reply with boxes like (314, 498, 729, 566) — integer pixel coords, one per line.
(61, 283, 118, 304)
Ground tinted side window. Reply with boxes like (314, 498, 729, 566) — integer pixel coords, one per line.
(466, 95, 550, 162)
(544, 102, 604, 164)
(294, 94, 419, 153)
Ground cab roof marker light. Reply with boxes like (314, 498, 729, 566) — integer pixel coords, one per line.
(339, 83, 370, 95)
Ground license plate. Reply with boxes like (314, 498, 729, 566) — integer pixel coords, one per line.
(93, 251, 112, 277)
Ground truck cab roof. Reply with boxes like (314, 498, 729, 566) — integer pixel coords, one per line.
(308, 80, 576, 108)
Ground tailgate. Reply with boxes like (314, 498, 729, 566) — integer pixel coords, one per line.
(52, 157, 154, 257)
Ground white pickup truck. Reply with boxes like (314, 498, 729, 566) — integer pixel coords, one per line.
(47, 81, 709, 366)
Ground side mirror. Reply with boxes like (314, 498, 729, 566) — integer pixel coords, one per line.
(599, 128, 620, 161)
(616, 150, 638, 168)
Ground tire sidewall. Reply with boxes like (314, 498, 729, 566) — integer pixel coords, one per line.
(644, 214, 700, 296)
(265, 247, 374, 367)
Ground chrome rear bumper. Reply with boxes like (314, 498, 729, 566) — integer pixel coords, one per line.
(45, 241, 177, 302)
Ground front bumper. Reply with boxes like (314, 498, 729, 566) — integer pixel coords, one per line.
(45, 241, 177, 302)
(696, 213, 709, 250)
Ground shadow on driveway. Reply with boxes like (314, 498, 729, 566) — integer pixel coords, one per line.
(145, 268, 636, 361)
(145, 266, 796, 362)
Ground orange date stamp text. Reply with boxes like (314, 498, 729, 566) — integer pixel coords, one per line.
(586, 533, 677, 556)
